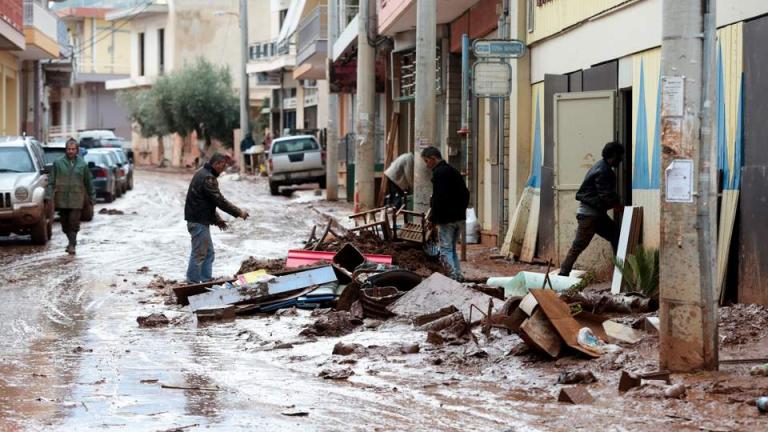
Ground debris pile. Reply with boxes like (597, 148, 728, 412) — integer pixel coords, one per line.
(98, 208, 125, 215)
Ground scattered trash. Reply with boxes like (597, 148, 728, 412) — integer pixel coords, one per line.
(98, 208, 124, 215)
(137, 313, 170, 328)
(560, 291, 658, 314)
(557, 370, 597, 385)
(618, 370, 671, 392)
(487, 271, 581, 298)
(603, 320, 644, 344)
(577, 327, 621, 355)
(300, 311, 360, 337)
(558, 386, 594, 404)
(281, 408, 309, 417)
(750, 364, 768, 377)
(332, 342, 364, 356)
(137, 266, 150, 273)
(529, 289, 602, 358)
(400, 343, 420, 354)
(359, 286, 401, 319)
(318, 367, 354, 380)
(757, 396, 768, 413)
(519, 309, 563, 358)
(388, 273, 499, 320)
(644, 317, 660, 334)
(195, 305, 236, 324)
(663, 383, 687, 399)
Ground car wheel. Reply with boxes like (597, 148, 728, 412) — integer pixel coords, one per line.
(105, 185, 115, 203)
(30, 215, 49, 245)
(128, 174, 134, 190)
(318, 176, 327, 189)
(269, 181, 280, 196)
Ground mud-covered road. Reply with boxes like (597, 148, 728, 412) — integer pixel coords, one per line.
(1, 169, 766, 432)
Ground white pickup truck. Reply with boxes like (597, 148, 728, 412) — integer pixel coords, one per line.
(267, 135, 326, 195)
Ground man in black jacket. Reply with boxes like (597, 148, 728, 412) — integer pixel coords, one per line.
(421, 146, 470, 280)
(558, 142, 624, 277)
(184, 153, 249, 283)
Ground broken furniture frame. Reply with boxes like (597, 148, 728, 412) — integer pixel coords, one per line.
(391, 207, 431, 245)
(348, 207, 392, 240)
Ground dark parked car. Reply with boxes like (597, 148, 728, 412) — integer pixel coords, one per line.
(84, 152, 117, 203)
(89, 149, 128, 196)
(94, 147, 133, 192)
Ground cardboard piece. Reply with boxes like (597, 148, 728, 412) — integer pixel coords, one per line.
(529, 289, 600, 358)
(558, 386, 594, 404)
(387, 273, 499, 320)
(603, 320, 644, 344)
(519, 309, 563, 358)
(519, 293, 538, 316)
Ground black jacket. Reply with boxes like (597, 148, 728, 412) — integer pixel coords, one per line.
(575, 159, 619, 212)
(430, 160, 470, 224)
(184, 163, 242, 225)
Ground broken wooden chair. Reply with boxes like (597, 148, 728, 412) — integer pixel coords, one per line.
(348, 207, 392, 240)
(391, 207, 431, 244)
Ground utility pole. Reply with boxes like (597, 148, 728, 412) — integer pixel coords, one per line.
(325, 0, 339, 201)
(659, 0, 718, 371)
(239, 0, 250, 175)
(355, 0, 376, 211)
(413, 0, 437, 213)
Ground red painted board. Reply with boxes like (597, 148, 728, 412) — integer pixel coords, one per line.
(286, 250, 392, 268)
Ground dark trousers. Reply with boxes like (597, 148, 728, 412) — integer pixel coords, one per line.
(559, 213, 619, 276)
(59, 209, 81, 246)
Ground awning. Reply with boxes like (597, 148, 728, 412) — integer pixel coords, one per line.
(276, 0, 306, 47)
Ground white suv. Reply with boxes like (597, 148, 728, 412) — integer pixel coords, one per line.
(267, 135, 326, 195)
(0, 137, 53, 244)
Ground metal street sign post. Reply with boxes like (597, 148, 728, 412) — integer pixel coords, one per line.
(472, 39, 526, 59)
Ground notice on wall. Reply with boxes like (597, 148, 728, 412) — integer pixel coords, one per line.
(661, 76, 685, 117)
(665, 159, 694, 203)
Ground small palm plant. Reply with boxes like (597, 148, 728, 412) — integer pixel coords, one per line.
(614, 247, 660, 298)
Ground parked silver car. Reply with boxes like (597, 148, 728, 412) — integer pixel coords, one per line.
(0, 136, 53, 244)
(267, 135, 326, 195)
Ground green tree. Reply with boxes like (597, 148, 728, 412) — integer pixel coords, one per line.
(118, 58, 240, 149)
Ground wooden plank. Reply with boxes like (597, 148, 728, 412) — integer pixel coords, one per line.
(503, 185, 533, 258)
(558, 386, 594, 404)
(520, 309, 563, 358)
(529, 289, 600, 358)
(611, 206, 642, 294)
(521, 188, 541, 262)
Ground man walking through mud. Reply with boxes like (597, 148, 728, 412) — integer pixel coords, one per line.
(184, 153, 249, 283)
(48, 138, 95, 255)
(421, 146, 470, 281)
(558, 142, 624, 277)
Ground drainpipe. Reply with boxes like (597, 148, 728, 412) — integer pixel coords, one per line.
(497, 0, 510, 247)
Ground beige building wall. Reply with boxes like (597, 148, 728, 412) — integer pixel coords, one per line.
(0, 52, 20, 136)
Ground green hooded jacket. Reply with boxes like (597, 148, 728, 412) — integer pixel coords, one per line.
(47, 155, 95, 209)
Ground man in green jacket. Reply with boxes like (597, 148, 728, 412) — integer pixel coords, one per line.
(47, 138, 95, 255)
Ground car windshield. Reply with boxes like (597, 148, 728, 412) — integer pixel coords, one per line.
(43, 148, 66, 164)
(101, 138, 123, 148)
(271, 138, 318, 154)
(84, 153, 107, 166)
(0, 147, 35, 173)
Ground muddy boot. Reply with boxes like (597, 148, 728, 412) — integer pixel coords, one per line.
(66, 232, 77, 255)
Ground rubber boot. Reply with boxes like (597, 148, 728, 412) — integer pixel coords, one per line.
(66, 232, 77, 255)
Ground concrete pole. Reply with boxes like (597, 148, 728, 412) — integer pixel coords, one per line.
(354, 0, 376, 211)
(659, 0, 718, 371)
(325, 0, 339, 201)
(239, 0, 250, 176)
(413, 0, 437, 213)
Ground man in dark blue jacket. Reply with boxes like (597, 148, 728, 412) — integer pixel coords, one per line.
(558, 142, 624, 277)
(421, 146, 470, 280)
(184, 153, 249, 283)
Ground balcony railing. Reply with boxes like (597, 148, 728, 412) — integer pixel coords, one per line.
(339, 3, 358, 35)
(23, 0, 59, 42)
(248, 39, 296, 62)
(297, 5, 327, 65)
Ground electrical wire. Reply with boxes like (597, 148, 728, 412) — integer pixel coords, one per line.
(67, 0, 155, 58)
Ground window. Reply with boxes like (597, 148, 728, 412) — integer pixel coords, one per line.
(0, 148, 35, 173)
(279, 9, 288, 28)
(138, 32, 145, 76)
(158, 28, 165, 75)
(271, 138, 318, 154)
(527, 0, 535, 33)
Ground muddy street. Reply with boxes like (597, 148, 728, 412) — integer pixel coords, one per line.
(0, 169, 766, 432)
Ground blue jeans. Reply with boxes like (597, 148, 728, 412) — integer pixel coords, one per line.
(437, 221, 463, 280)
(186, 222, 214, 283)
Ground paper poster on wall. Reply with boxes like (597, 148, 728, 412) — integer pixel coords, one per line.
(662, 76, 685, 117)
(665, 159, 694, 203)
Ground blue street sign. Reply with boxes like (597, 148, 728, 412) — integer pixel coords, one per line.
(472, 39, 526, 58)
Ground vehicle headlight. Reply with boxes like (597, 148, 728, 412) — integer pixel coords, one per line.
(14, 187, 29, 201)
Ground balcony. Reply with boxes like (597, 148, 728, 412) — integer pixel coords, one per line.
(294, 5, 328, 80)
(0, 0, 25, 50)
(20, 0, 60, 59)
(246, 39, 296, 75)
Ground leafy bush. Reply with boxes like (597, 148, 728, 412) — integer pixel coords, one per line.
(614, 247, 660, 298)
